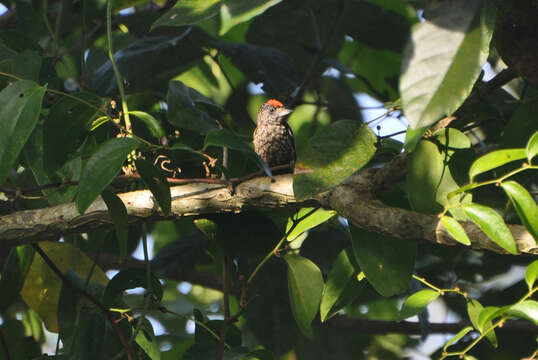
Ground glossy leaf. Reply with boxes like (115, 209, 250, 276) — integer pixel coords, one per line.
(400, 0, 494, 129)
(441, 216, 471, 246)
(151, 0, 221, 29)
(527, 131, 538, 163)
(284, 254, 324, 338)
(20, 242, 109, 332)
(286, 207, 337, 241)
(399, 289, 440, 321)
(0, 80, 46, 185)
(135, 319, 161, 360)
(501, 181, 538, 241)
(219, 0, 283, 35)
(102, 268, 163, 307)
(525, 260, 538, 291)
(443, 326, 474, 351)
(463, 203, 518, 254)
(77, 138, 141, 214)
(135, 158, 172, 216)
(506, 300, 538, 326)
(477, 306, 501, 333)
(101, 189, 129, 263)
(350, 226, 416, 297)
(293, 121, 376, 200)
(467, 299, 498, 348)
(129, 111, 165, 139)
(469, 149, 527, 182)
(320, 248, 364, 322)
(43, 91, 103, 173)
(167, 80, 218, 134)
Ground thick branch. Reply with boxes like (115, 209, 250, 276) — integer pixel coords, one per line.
(0, 173, 536, 255)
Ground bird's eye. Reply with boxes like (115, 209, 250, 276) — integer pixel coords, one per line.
(270, 108, 275, 113)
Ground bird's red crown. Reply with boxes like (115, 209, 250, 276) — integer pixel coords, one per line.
(266, 99, 284, 108)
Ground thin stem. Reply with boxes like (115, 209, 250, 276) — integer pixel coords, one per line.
(217, 256, 231, 360)
(130, 223, 152, 343)
(412, 275, 467, 297)
(106, 0, 132, 132)
(247, 208, 319, 284)
(42, 0, 59, 55)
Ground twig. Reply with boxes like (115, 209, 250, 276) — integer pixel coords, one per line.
(466, 67, 518, 105)
(217, 256, 231, 360)
(31, 244, 134, 360)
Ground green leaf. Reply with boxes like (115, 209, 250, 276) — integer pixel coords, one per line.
(151, 0, 221, 29)
(462, 203, 518, 254)
(469, 149, 527, 182)
(43, 91, 103, 173)
(129, 110, 165, 139)
(477, 306, 501, 333)
(293, 121, 376, 200)
(286, 207, 337, 241)
(443, 326, 474, 351)
(76, 138, 141, 214)
(102, 268, 163, 307)
(101, 189, 129, 263)
(12, 50, 42, 81)
(399, 289, 440, 321)
(501, 181, 538, 241)
(284, 254, 324, 338)
(467, 299, 498, 348)
(0, 80, 46, 185)
(20, 242, 109, 332)
(167, 80, 219, 134)
(506, 300, 538, 326)
(441, 216, 471, 246)
(320, 248, 364, 322)
(525, 260, 538, 291)
(350, 226, 416, 297)
(400, 0, 494, 129)
(406, 128, 473, 218)
(219, 0, 283, 35)
(135, 319, 161, 360)
(526, 131, 538, 163)
(135, 158, 172, 216)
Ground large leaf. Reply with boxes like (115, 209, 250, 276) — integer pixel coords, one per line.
(20, 242, 109, 332)
(400, 0, 494, 129)
(286, 207, 337, 241)
(129, 111, 165, 140)
(506, 300, 538, 326)
(101, 189, 129, 263)
(284, 254, 324, 338)
(469, 149, 527, 181)
(441, 216, 471, 246)
(463, 203, 518, 255)
(0, 80, 46, 185)
(76, 138, 141, 214)
(0, 245, 35, 313)
(219, 0, 283, 35)
(167, 80, 219, 134)
(91, 32, 204, 95)
(43, 92, 103, 173)
(350, 226, 416, 297)
(320, 248, 364, 322)
(406, 128, 473, 219)
(135, 158, 172, 216)
(501, 181, 538, 242)
(527, 131, 538, 163)
(293, 121, 376, 200)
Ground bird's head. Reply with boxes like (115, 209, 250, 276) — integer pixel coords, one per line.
(257, 99, 293, 126)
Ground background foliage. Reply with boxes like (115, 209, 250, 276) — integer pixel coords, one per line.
(0, 0, 537, 359)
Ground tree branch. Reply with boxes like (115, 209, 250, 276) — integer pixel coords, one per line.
(0, 171, 536, 254)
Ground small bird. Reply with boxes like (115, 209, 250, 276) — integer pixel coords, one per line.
(253, 99, 295, 170)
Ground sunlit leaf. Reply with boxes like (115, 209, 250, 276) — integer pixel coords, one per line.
(286, 207, 337, 241)
(443, 326, 473, 351)
(400, 0, 494, 129)
(399, 289, 439, 321)
(467, 299, 498, 348)
(129, 111, 165, 140)
(506, 300, 538, 326)
(525, 260, 538, 291)
(526, 131, 538, 163)
(501, 181, 538, 241)
(463, 203, 518, 255)
(441, 216, 471, 246)
(469, 149, 527, 182)
(293, 121, 376, 200)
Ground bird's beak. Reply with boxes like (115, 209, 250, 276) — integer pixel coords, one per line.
(278, 108, 293, 118)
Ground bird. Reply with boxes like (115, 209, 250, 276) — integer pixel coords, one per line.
(253, 99, 295, 171)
